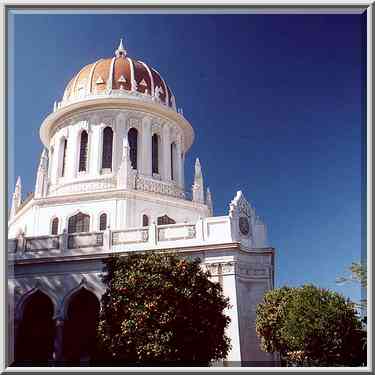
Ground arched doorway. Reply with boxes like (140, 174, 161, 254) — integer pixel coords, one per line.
(63, 288, 100, 365)
(15, 290, 55, 365)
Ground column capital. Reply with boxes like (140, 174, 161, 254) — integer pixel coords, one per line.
(54, 318, 65, 327)
(142, 115, 152, 125)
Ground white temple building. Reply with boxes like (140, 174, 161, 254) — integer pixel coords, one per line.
(8, 39, 276, 366)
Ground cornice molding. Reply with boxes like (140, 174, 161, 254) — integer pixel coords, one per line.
(41, 98, 194, 152)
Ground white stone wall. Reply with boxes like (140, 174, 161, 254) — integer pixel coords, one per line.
(9, 245, 275, 365)
(48, 108, 186, 196)
(9, 194, 210, 237)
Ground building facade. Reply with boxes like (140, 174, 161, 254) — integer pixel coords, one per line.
(8, 40, 276, 366)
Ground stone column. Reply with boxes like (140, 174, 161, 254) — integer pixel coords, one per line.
(141, 117, 152, 176)
(67, 127, 79, 179)
(50, 139, 59, 185)
(176, 140, 183, 188)
(53, 317, 65, 363)
(90, 121, 102, 177)
(12, 318, 20, 363)
(162, 123, 171, 181)
(61, 229, 68, 252)
(114, 113, 127, 175)
(49, 143, 56, 185)
(149, 223, 157, 246)
(103, 227, 111, 251)
(181, 152, 185, 190)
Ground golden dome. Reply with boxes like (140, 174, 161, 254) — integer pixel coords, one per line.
(62, 39, 175, 109)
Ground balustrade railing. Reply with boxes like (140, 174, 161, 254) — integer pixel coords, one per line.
(25, 235, 60, 251)
(8, 216, 234, 258)
(55, 88, 180, 115)
(8, 239, 18, 253)
(134, 175, 185, 199)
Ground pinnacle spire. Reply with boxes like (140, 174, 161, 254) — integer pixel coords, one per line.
(192, 158, 204, 204)
(10, 176, 22, 220)
(194, 158, 202, 179)
(16, 176, 21, 189)
(115, 38, 127, 58)
(38, 148, 48, 168)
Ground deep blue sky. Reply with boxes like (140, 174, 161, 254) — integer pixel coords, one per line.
(8, 12, 366, 303)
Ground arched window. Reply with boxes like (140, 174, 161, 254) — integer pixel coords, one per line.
(152, 134, 159, 174)
(142, 214, 149, 227)
(51, 218, 59, 235)
(61, 138, 68, 177)
(128, 128, 138, 170)
(78, 131, 88, 172)
(171, 142, 177, 181)
(99, 213, 107, 231)
(157, 215, 176, 225)
(68, 212, 90, 233)
(102, 127, 113, 170)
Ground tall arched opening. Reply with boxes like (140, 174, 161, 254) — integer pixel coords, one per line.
(15, 290, 55, 365)
(62, 288, 100, 364)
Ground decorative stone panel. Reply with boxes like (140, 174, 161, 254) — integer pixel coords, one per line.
(112, 229, 149, 245)
(135, 175, 184, 198)
(8, 239, 18, 253)
(25, 236, 60, 251)
(157, 224, 196, 241)
(49, 178, 116, 195)
(67, 232, 103, 249)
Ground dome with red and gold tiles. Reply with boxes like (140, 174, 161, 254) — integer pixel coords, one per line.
(62, 39, 176, 109)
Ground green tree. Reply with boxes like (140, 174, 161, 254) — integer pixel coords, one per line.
(336, 261, 367, 309)
(255, 284, 366, 366)
(95, 251, 231, 365)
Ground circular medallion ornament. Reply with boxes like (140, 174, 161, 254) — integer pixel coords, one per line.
(239, 216, 250, 236)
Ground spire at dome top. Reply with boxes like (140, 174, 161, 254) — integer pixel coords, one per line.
(115, 38, 127, 58)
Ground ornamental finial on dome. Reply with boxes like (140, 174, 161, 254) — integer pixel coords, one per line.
(115, 38, 127, 58)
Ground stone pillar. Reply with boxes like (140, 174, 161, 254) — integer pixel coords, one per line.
(61, 229, 68, 252)
(53, 317, 64, 363)
(104, 227, 111, 251)
(50, 140, 59, 185)
(141, 117, 152, 176)
(12, 318, 20, 363)
(149, 223, 157, 246)
(67, 128, 79, 179)
(181, 152, 185, 189)
(176, 140, 183, 188)
(162, 123, 171, 181)
(90, 122, 102, 177)
(195, 217, 204, 241)
(115, 113, 127, 175)
(17, 233, 25, 253)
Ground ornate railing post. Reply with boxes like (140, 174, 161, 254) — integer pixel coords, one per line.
(104, 227, 111, 251)
(149, 223, 157, 246)
(17, 233, 25, 254)
(61, 229, 68, 252)
(195, 217, 204, 241)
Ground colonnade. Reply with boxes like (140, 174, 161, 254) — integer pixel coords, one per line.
(14, 288, 100, 365)
(48, 114, 185, 190)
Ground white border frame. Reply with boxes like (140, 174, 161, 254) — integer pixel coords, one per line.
(1, 1, 372, 373)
